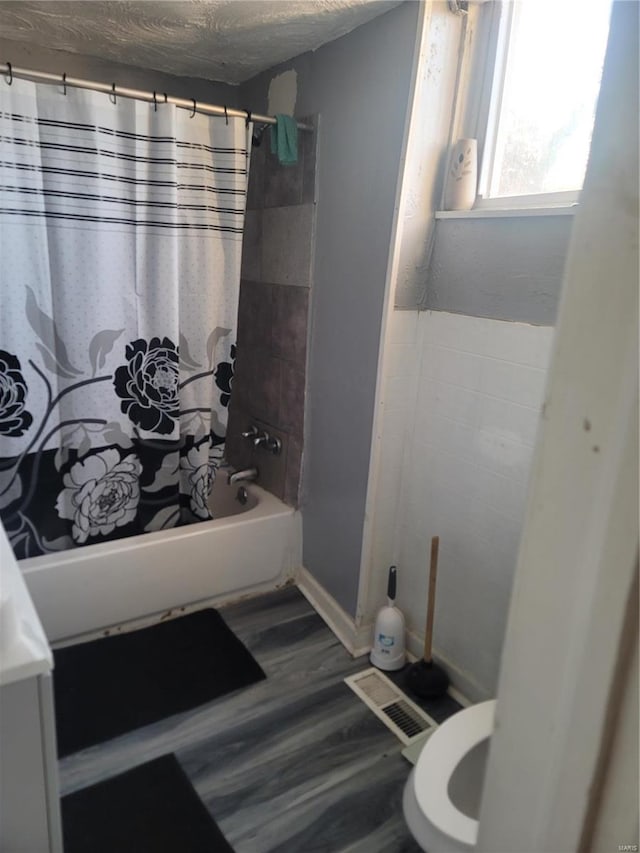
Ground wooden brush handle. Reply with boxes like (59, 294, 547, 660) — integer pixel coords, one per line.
(423, 536, 440, 663)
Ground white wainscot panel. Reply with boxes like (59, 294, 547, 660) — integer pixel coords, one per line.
(392, 311, 555, 698)
(389, 308, 419, 344)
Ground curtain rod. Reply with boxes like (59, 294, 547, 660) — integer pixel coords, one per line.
(0, 62, 312, 131)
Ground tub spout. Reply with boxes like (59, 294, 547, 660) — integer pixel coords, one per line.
(227, 467, 258, 485)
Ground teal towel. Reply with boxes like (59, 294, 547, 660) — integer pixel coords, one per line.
(270, 114, 298, 166)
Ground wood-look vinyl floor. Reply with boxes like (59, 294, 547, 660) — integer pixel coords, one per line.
(59, 586, 460, 852)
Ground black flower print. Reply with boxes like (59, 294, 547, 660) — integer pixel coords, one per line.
(209, 430, 225, 470)
(0, 350, 33, 437)
(56, 448, 141, 544)
(114, 337, 179, 434)
(181, 444, 213, 520)
(179, 432, 225, 521)
(214, 344, 235, 408)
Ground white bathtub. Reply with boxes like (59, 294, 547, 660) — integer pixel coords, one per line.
(19, 478, 302, 644)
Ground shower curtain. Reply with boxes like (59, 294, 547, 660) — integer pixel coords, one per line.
(0, 78, 249, 558)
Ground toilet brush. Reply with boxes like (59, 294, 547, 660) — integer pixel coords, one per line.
(405, 536, 449, 699)
(370, 566, 406, 671)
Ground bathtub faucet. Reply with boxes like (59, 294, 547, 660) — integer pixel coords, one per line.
(227, 467, 259, 485)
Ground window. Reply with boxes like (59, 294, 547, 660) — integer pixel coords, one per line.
(474, 0, 613, 209)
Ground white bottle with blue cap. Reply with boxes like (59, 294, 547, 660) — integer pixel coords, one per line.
(370, 565, 406, 671)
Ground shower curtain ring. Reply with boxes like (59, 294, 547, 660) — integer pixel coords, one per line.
(190, 98, 197, 118)
(110, 82, 117, 104)
(245, 109, 252, 128)
(5, 62, 12, 85)
(62, 72, 67, 95)
(224, 105, 229, 125)
(153, 90, 158, 112)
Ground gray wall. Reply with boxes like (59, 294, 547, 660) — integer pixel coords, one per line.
(241, 3, 421, 615)
(0, 39, 239, 107)
(421, 215, 573, 324)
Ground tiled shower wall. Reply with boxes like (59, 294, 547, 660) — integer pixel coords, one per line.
(226, 120, 316, 505)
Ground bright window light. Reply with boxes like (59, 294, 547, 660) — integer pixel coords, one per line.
(485, 0, 612, 200)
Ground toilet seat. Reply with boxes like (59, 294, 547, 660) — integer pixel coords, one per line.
(413, 699, 496, 849)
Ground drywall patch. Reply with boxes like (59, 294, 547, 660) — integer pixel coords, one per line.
(268, 70, 298, 116)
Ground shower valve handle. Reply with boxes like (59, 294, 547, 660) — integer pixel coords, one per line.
(242, 425, 281, 455)
(266, 436, 282, 456)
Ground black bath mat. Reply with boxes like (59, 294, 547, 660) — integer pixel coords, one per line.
(62, 753, 234, 853)
(54, 608, 265, 757)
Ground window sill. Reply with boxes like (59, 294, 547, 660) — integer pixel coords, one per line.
(435, 206, 577, 220)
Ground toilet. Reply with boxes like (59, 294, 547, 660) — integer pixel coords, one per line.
(403, 699, 497, 853)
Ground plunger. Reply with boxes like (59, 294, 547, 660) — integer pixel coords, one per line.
(405, 536, 450, 699)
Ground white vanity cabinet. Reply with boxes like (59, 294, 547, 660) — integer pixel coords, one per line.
(0, 524, 62, 853)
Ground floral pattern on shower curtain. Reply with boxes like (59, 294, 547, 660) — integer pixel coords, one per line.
(0, 79, 249, 557)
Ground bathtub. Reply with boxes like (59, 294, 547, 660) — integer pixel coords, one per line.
(19, 478, 302, 644)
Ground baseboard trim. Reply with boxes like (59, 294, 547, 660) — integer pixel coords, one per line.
(296, 569, 480, 705)
(296, 567, 371, 658)
(405, 627, 488, 705)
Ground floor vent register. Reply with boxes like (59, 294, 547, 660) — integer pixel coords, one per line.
(344, 667, 438, 746)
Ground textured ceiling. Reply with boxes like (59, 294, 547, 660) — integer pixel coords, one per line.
(0, 0, 403, 85)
